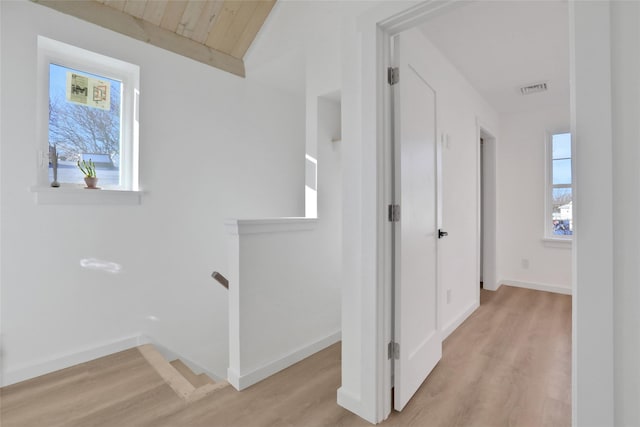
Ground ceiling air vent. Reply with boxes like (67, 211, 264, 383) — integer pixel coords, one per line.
(520, 82, 548, 95)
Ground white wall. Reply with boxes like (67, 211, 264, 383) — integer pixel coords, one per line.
(0, 0, 3, 387)
(244, 0, 346, 219)
(0, 0, 304, 385)
(225, 96, 342, 391)
(317, 97, 343, 283)
(240, 1, 387, 419)
(340, 4, 401, 421)
(226, 218, 341, 390)
(497, 106, 572, 293)
(610, 3, 640, 426)
(571, 2, 614, 425)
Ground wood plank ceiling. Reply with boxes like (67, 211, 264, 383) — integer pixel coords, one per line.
(32, 0, 277, 77)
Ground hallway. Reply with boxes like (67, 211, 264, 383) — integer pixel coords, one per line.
(0, 286, 570, 426)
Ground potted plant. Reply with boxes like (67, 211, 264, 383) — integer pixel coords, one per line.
(77, 159, 99, 189)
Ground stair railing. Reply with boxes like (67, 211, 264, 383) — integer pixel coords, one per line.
(211, 271, 229, 289)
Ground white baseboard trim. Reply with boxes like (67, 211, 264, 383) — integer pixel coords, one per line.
(2, 335, 147, 387)
(441, 301, 479, 340)
(227, 367, 241, 390)
(227, 330, 341, 391)
(483, 280, 501, 291)
(337, 387, 378, 424)
(500, 279, 572, 295)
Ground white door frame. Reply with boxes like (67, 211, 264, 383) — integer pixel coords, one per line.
(376, 0, 466, 420)
(477, 122, 498, 292)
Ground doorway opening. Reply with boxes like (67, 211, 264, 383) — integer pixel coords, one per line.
(479, 127, 497, 293)
(480, 137, 484, 289)
(376, 0, 570, 421)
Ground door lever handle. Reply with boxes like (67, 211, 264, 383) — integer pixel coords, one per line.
(438, 229, 448, 239)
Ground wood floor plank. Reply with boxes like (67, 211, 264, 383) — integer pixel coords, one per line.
(64, 384, 183, 427)
(1, 349, 169, 427)
(0, 286, 571, 427)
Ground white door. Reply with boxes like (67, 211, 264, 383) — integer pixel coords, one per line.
(392, 31, 442, 411)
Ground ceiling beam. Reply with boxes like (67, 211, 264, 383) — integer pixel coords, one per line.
(32, 0, 246, 78)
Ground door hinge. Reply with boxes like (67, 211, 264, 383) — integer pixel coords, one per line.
(388, 67, 399, 85)
(388, 341, 400, 359)
(388, 204, 400, 222)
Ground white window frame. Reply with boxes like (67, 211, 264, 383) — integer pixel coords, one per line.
(35, 36, 140, 202)
(544, 130, 573, 246)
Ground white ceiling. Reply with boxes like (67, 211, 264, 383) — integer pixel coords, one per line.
(419, 0, 570, 114)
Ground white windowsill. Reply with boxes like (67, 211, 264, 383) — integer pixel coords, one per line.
(542, 237, 572, 249)
(31, 185, 143, 205)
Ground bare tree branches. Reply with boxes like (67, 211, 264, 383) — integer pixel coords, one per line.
(49, 89, 120, 161)
(553, 191, 572, 206)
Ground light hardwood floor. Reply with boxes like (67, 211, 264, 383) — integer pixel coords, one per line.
(0, 286, 571, 426)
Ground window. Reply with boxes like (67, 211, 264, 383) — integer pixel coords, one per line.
(37, 36, 140, 192)
(546, 132, 573, 239)
(48, 64, 122, 187)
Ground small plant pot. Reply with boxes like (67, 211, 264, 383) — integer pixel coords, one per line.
(84, 176, 99, 189)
